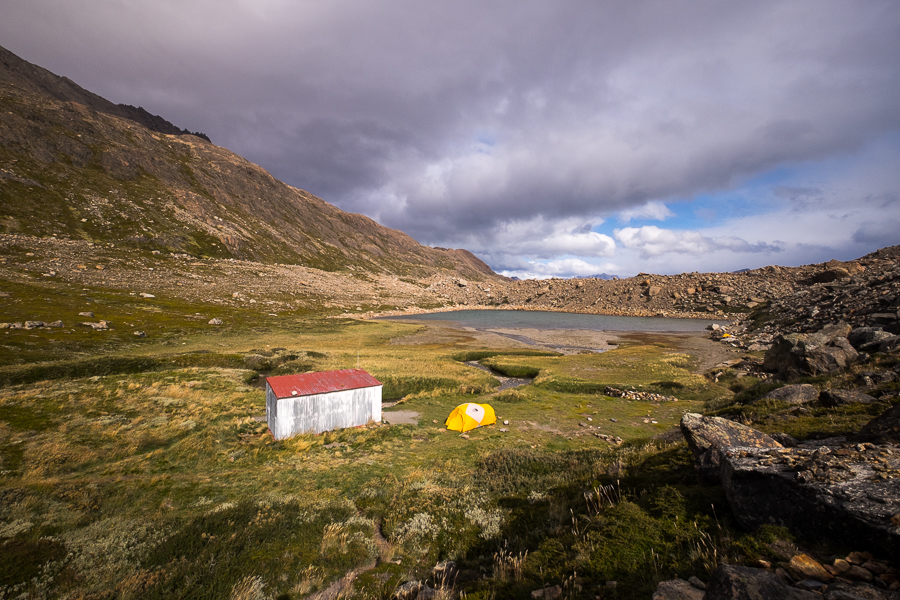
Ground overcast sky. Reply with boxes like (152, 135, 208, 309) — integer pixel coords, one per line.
(3, 1, 899, 278)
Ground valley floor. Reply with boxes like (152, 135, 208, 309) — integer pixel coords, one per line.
(2, 235, 898, 599)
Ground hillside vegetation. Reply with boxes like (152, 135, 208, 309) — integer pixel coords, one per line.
(0, 45, 497, 280)
(0, 295, 770, 599)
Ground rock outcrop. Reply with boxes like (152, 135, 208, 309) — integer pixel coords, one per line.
(703, 565, 820, 599)
(859, 403, 900, 444)
(719, 441, 900, 559)
(818, 389, 880, 407)
(651, 578, 705, 600)
(679, 413, 782, 483)
(756, 384, 819, 405)
(762, 323, 858, 380)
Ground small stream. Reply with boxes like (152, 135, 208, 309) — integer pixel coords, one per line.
(465, 360, 532, 391)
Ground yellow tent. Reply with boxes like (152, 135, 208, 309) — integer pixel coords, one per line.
(445, 403, 496, 433)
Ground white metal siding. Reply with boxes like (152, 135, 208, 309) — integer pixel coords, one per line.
(268, 385, 382, 439)
(266, 386, 278, 432)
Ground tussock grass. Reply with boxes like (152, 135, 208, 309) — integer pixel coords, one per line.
(451, 349, 560, 362)
(493, 388, 528, 403)
(480, 358, 541, 379)
(0, 314, 849, 599)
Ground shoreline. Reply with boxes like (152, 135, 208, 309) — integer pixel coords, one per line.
(348, 303, 734, 322)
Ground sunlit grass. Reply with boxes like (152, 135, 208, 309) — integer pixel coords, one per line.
(0, 312, 858, 599)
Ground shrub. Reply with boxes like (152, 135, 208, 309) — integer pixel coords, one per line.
(493, 388, 528, 403)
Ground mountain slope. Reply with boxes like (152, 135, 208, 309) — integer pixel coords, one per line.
(0, 45, 208, 140)
(0, 45, 498, 280)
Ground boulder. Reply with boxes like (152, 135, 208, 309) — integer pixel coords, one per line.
(704, 565, 819, 599)
(680, 413, 782, 482)
(857, 370, 900, 387)
(787, 554, 833, 582)
(394, 581, 422, 600)
(704, 563, 900, 599)
(818, 389, 879, 407)
(771, 432, 800, 447)
(824, 581, 900, 600)
(806, 268, 852, 284)
(651, 579, 704, 600)
(24, 320, 45, 329)
(876, 335, 900, 353)
(208, 318, 223, 325)
(719, 442, 900, 559)
(530, 585, 562, 599)
(858, 403, 900, 444)
(849, 327, 895, 350)
(763, 324, 858, 379)
(870, 313, 900, 334)
(757, 384, 819, 405)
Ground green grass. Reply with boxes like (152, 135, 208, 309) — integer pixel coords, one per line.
(0, 305, 877, 599)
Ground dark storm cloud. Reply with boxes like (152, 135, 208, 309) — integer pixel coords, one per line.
(2, 0, 899, 273)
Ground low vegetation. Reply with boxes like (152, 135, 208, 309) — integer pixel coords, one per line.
(0, 285, 882, 599)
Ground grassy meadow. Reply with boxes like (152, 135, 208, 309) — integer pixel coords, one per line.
(1, 279, 891, 599)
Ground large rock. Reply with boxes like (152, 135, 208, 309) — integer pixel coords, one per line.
(651, 579, 704, 600)
(680, 413, 782, 483)
(818, 389, 880, 408)
(858, 403, 900, 444)
(702, 564, 900, 599)
(877, 335, 900, 353)
(719, 442, 900, 559)
(704, 565, 819, 599)
(849, 327, 895, 350)
(824, 581, 900, 600)
(763, 324, 858, 379)
(870, 313, 900, 334)
(756, 384, 818, 405)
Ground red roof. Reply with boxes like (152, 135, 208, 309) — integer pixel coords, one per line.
(266, 369, 382, 399)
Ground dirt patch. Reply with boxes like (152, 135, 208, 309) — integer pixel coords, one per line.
(484, 327, 619, 354)
(388, 323, 619, 355)
(382, 410, 420, 425)
(617, 331, 742, 374)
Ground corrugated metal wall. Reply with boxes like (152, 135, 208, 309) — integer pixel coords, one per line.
(267, 385, 382, 439)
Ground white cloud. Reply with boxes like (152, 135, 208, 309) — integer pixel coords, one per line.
(499, 258, 620, 280)
(2, 0, 898, 277)
(438, 216, 616, 261)
(614, 226, 782, 258)
(617, 201, 675, 222)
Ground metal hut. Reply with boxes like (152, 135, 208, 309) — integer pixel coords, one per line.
(265, 368, 382, 439)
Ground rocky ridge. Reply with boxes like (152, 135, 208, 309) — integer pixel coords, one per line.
(4, 234, 900, 328)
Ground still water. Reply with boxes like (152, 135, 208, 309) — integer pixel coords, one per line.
(380, 309, 723, 332)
